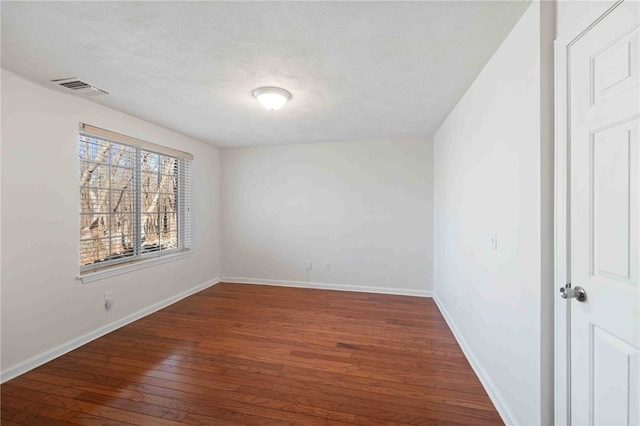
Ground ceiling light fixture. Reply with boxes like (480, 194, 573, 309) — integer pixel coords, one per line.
(252, 86, 291, 111)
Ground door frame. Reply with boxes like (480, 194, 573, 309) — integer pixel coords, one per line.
(553, 1, 624, 425)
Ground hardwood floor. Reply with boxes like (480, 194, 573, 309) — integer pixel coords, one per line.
(1, 283, 503, 425)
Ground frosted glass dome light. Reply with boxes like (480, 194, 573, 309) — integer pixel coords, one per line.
(252, 87, 291, 111)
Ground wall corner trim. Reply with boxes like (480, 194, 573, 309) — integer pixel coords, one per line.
(221, 277, 432, 298)
(433, 295, 518, 426)
(0, 277, 221, 384)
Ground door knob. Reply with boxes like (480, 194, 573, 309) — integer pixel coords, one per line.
(560, 283, 587, 302)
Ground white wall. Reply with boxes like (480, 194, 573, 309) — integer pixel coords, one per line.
(433, 2, 554, 425)
(221, 139, 433, 296)
(1, 70, 221, 379)
(556, 0, 600, 39)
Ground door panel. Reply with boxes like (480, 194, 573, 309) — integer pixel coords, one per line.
(592, 26, 639, 105)
(591, 325, 639, 425)
(592, 120, 636, 283)
(570, 1, 640, 425)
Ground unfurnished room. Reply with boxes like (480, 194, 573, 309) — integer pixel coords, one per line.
(1, 1, 638, 425)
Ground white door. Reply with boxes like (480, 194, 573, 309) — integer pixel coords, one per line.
(570, 1, 639, 425)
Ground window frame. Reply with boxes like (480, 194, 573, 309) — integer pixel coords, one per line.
(78, 124, 192, 279)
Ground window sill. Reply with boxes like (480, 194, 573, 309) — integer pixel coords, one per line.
(79, 250, 193, 284)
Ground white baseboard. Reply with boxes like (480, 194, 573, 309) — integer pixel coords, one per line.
(1, 277, 220, 384)
(433, 295, 517, 426)
(221, 276, 432, 298)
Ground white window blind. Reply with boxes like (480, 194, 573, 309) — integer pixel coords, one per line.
(79, 124, 192, 274)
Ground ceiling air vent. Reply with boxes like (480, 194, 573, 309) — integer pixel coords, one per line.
(51, 78, 109, 97)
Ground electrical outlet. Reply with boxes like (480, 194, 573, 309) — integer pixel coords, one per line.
(306, 261, 313, 270)
(104, 292, 113, 311)
(489, 233, 498, 251)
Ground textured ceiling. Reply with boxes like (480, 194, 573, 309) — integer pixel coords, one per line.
(1, 1, 529, 147)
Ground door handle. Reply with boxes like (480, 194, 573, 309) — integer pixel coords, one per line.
(560, 283, 587, 302)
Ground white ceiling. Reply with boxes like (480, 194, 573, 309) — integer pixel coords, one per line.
(1, 1, 529, 148)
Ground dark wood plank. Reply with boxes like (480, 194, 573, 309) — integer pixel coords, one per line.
(1, 283, 503, 425)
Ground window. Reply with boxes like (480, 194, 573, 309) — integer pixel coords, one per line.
(79, 124, 192, 274)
